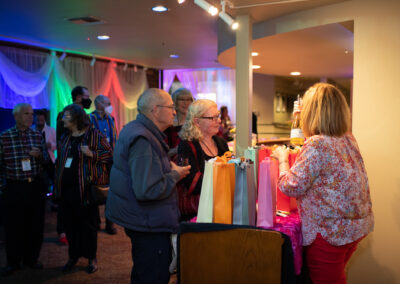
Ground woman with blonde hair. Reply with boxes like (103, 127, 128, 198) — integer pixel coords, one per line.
(177, 99, 229, 220)
(273, 83, 374, 284)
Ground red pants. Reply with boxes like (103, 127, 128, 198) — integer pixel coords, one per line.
(305, 233, 363, 284)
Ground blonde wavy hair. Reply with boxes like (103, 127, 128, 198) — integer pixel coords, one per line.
(301, 83, 350, 137)
(179, 99, 217, 141)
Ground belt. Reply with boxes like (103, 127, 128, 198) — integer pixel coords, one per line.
(6, 177, 35, 184)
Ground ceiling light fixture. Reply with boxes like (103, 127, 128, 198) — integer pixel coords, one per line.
(152, 5, 168, 12)
(252, 65, 261, 69)
(252, 52, 259, 56)
(177, 0, 185, 3)
(133, 65, 138, 72)
(170, 54, 179, 59)
(219, 1, 238, 30)
(123, 63, 128, 71)
(97, 35, 110, 40)
(194, 0, 218, 16)
(290, 71, 301, 76)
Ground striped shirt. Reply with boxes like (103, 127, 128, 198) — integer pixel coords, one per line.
(0, 126, 49, 186)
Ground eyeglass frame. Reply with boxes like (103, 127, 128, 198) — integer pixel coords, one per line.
(199, 114, 220, 121)
(156, 104, 175, 110)
(176, 98, 194, 102)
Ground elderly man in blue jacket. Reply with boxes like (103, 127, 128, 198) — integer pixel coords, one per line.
(106, 88, 190, 284)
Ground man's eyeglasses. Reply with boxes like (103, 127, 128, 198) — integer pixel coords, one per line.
(199, 115, 220, 121)
(157, 105, 175, 110)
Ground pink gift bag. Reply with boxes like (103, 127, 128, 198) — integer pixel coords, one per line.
(257, 158, 278, 227)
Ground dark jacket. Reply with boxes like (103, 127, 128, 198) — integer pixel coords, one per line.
(106, 114, 181, 233)
(178, 136, 229, 195)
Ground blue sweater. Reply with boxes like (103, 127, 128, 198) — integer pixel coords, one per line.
(106, 114, 180, 233)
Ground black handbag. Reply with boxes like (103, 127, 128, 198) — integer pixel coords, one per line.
(89, 184, 109, 205)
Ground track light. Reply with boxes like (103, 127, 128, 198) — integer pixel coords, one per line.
(219, 0, 238, 30)
(90, 56, 96, 67)
(194, 0, 218, 16)
(123, 63, 128, 71)
(219, 11, 238, 30)
(59, 51, 67, 61)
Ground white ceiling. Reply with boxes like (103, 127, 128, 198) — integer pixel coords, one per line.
(0, 0, 352, 77)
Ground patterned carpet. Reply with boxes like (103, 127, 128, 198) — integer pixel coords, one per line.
(0, 201, 177, 284)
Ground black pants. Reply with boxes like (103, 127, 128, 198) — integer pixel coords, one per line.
(3, 179, 45, 267)
(61, 203, 98, 260)
(125, 229, 171, 284)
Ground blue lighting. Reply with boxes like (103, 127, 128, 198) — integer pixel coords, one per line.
(169, 54, 179, 59)
(152, 5, 168, 12)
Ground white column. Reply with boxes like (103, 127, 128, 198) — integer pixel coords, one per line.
(235, 14, 252, 156)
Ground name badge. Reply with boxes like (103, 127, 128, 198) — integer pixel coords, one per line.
(65, 157, 73, 168)
(21, 159, 32, 171)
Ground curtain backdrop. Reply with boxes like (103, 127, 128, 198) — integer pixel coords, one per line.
(163, 68, 236, 123)
(0, 46, 148, 130)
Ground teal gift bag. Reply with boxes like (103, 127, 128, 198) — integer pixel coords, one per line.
(233, 161, 257, 226)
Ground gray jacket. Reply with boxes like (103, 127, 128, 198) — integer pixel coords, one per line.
(106, 114, 180, 232)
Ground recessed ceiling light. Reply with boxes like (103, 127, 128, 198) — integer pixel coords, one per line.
(170, 54, 179, 59)
(252, 65, 261, 69)
(252, 52, 259, 56)
(344, 49, 349, 54)
(152, 5, 168, 12)
(290, 71, 301, 76)
(177, 0, 185, 3)
(97, 35, 110, 40)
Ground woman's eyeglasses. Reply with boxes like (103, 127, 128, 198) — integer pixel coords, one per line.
(199, 115, 220, 121)
(176, 98, 193, 102)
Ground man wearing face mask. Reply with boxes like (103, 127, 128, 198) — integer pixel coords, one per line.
(56, 86, 92, 143)
(89, 95, 118, 235)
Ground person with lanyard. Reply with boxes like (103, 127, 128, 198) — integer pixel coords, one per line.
(55, 104, 113, 274)
(55, 85, 93, 244)
(177, 99, 229, 221)
(89, 95, 118, 235)
(0, 103, 49, 276)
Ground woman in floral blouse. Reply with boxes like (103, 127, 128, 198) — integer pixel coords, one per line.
(273, 83, 374, 284)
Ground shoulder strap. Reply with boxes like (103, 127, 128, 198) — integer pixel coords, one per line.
(187, 141, 202, 195)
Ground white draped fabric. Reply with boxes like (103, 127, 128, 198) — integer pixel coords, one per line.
(163, 68, 236, 122)
(0, 46, 148, 130)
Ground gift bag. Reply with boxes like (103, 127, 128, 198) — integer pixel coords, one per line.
(244, 147, 259, 189)
(276, 152, 299, 212)
(196, 159, 215, 223)
(213, 156, 235, 224)
(257, 158, 278, 227)
(233, 161, 257, 226)
(257, 147, 271, 185)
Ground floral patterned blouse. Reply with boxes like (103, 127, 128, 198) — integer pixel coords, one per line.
(278, 134, 374, 246)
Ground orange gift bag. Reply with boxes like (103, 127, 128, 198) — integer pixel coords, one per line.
(212, 153, 235, 224)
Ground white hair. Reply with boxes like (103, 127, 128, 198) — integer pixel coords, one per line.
(137, 88, 168, 114)
(94, 94, 109, 109)
(13, 103, 31, 115)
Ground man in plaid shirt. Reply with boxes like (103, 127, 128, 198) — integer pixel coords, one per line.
(0, 103, 49, 276)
